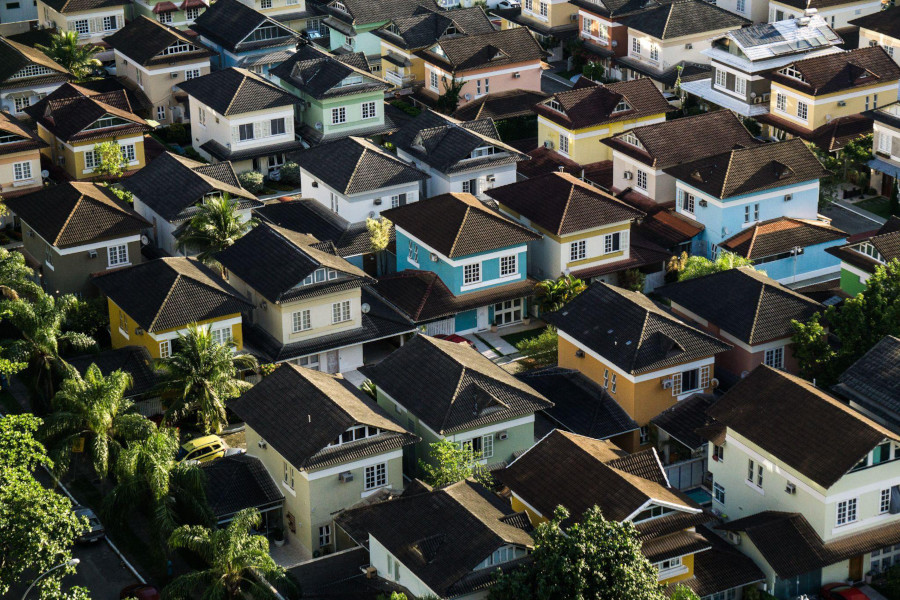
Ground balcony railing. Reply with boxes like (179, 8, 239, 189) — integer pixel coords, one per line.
(385, 70, 414, 87)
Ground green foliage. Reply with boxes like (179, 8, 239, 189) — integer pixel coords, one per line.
(743, 588, 778, 600)
(890, 179, 899, 217)
(107, 184, 134, 204)
(0, 246, 42, 300)
(156, 323, 258, 434)
(183, 146, 205, 162)
(535, 275, 587, 313)
(436, 77, 465, 114)
(92, 141, 125, 181)
(238, 171, 265, 194)
(366, 216, 392, 275)
(582, 61, 604, 81)
(666, 251, 760, 282)
(489, 506, 666, 600)
(63, 296, 108, 339)
(621, 268, 646, 292)
(419, 438, 493, 489)
(162, 123, 189, 145)
(792, 259, 900, 386)
(515, 326, 557, 370)
(279, 161, 302, 186)
(175, 194, 258, 271)
(35, 31, 101, 81)
(259, 362, 280, 377)
(670, 585, 700, 600)
(389, 100, 421, 117)
(360, 378, 377, 400)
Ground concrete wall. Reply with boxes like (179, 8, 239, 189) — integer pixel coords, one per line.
(38, 1, 125, 44)
(769, 80, 899, 133)
(421, 60, 543, 104)
(396, 147, 518, 199)
(859, 28, 900, 65)
(0, 148, 42, 201)
(133, 0, 207, 28)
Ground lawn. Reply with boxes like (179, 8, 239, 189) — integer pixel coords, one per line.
(855, 196, 894, 219)
(501, 327, 546, 348)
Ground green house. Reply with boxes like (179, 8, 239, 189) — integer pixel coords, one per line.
(826, 216, 900, 296)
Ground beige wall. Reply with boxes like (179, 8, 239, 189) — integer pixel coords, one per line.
(769, 80, 899, 132)
(38, 1, 125, 44)
(0, 148, 42, 200)
(114, 50, 211, 124)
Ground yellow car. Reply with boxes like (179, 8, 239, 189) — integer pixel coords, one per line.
(176, 435, 227, 464)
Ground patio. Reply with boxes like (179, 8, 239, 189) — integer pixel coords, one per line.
(462, 320, 546, 363)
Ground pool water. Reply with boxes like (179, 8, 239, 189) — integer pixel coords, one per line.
(684, 487, 712, 505)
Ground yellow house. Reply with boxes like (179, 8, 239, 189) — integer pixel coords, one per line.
(94, 257, 252, 359)
(494, 0, 578, 61)
(534, 78, 672, 165)
(37, 0, 128, 46)
(0, 110, 48, 220)
(26, 82, 150, 181)
(759, 46, 900, 151)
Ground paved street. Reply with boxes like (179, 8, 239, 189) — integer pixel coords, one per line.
(61, 540, 142, 600)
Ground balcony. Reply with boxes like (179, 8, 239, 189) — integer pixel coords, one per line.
(385, 70, 414, 88)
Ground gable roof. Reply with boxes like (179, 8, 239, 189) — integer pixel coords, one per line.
(230, 363, 416, 470)
(177, 67, 300, 116)
(5, 182, 149, 249)
(709, 366, 900, 488)
(191, 0, 299, 52)
(270, 43, 390, 100)
(0, 110, 47, 156)
(418, 27, 543, 73)
(92, 257, 252, 333)
(104, 16, 215, 66)
(657, 267, 822, 345)
(850, 6, 900, 38)
(360, 334, 552, 435)
(374, 7, 495, 50)
(486, 171, 644, 236)
(547, 283, 731, 374)
(768, 46, 900, 95)
(201, 453, 283, 521)
(41, 0, 127, 13)
(826, 215, 900, 274)
(720, 217, 847, 259)
(382, 192, 540, 258)
(452, 89, 548, 122)
(717, 15, 842, 62)
(834, 335, 900, 429)
(0, 37, 70, 85)
(651, 393, 718, 450)
(622, 0, 750, 39)
(123, 152, 260, 222)
(534, 78, 673, 130)
(663, 138, 829, 199)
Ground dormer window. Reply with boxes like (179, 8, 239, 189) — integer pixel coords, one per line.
(336, 74, 364, 87)
(0, 133, 24, 144)
(620, 131, 642, 148)
(327, 425, 383, 447)
(632, 504, 677, 523)
(779, 65, 806, 82)
(613, 100, 631, 113)
(249, 24, 286, 42)
(471, 145, 498, 158)
(8, 64, 55, 80)
(429, 43, 447, 57)
(546, 99, 562, 112)
(162, 41, 194, 55)
(332, 0, 347, 11)
(85, 115, 130, 130)
(385, 22, 401, 35)
(475, 545, 528, 570)
(444, 24, 458, 35)
(856, 242, 884, 263)
(301, 267, 338, 286)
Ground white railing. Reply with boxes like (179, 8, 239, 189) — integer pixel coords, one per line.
(664, 456, 707, 491)
(385, 70, 413, 87)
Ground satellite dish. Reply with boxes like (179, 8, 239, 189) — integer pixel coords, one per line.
(40, 170, 49, 179)
(315, 122, 323, 130)
(140, 234, 150, 245)
(368, 211, 376, 218)
(464, 93, 471, 101)
(750, 91, 757, 99)
(361, 303, 370, 314)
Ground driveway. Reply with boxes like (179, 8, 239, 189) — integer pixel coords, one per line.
(61, 540, 142, 600)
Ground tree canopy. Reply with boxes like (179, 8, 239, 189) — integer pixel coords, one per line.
(515, 326, 557, 370)
(36, 31, 101, 81)
(535, 275, 587, 313)
(419, 439, 493, 489)
(175, 194, 257, 270)
(666, 251, 760, 282)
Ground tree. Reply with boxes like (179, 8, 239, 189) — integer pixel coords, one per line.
(165, 508, 293, 600)
(436, 76, 465, 114)
(489, 506, 666, 600)
(175, 194, 257, 270)
(92, 141, 125, 181)
(515, 326, 557, 370)
(366, 216, 392, 276)
(621, 268, 646, 292)
(35, 31, 101, 80)
(666, 251, 760, 282)
(890, 178, 899, 218)
(41, 364, 153, 478)
(419, 438, 493, 489)
(535, 275, 587, 313)
(669, 585, 700, 600)
(0, 247, 42, 299)
(156, 323, 258, 434)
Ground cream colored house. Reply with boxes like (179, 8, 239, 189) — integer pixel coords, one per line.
(37, 0, 128, 46)
(493, 0, 578, 61)
(851, 7, 900, 65)
(769, 0, 881, 29)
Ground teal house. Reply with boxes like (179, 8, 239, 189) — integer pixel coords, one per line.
(374, 192, 540, 335)
(360, 334, 553, 477)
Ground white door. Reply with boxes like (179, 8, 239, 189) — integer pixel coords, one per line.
(476, 306, 489, 331)
(326, 350, 340, 373)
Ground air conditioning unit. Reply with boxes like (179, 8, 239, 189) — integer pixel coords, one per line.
(785, 482, 797, 494)
(339, 471, 354, 483)
(88, 250, 97, 258)
(570, 13, 578, 20)
(784, 193, 793, 201)
(311, 181, 319, 188)
(623, 170, 633, 180)
(699, 199, 708, 207)
(575, 349, 585, 358)
(762, 93, 770, 102)
(513, 72, 521, 78)
(134, 327, 144, 335)
(837, 100, 847, 107)
(725, 531, 741, 545)
(373, 198, 382, 205)
(753, 96, 765, 104)
(486, 175, 496, 183)
(661, 378, 674, 389)
(257, 439, 267, 449)
(27, 230, 34, 238)
(543, 140, 554, 149)
(498, 431, 508, 440)
(171, 72, 179, 79)
(430, 252, 439, 262)
(685, 42, 693, 49)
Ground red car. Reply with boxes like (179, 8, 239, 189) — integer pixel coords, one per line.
(120, 584, 160, 600)
(821, 583, 871, 600)
(433, 334, 475, 348)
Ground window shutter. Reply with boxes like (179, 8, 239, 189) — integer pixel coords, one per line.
(620, 229, 629, 250)
(253, 121, 263, 139)
(231, 126, 239, 144)
(892, 136, 900, 157)
(671, 372, 682, 396)
(700, 365, 710, 389)
(89, 17, 101, 32)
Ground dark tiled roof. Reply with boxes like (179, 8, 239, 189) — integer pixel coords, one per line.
(651, 393, 717, 450)
(516, 147, 613, 187)
(834, 335, 900, 428)
(720, 217, 847, 259)
(545, 283, 731, 375)
(104, 16, 215, 66)
(850, 6, 900, 37)
(658, 267, 822, 345)
(360, 334, 552, 435)
(417, 27, 543, 73)
(756, 112, 873, 152)
(622, 0, 749, 39)
(663, 138, 829, 199)
(516, 367, 638, 440)
(374, 8, 495, 50)
(668, 526, 766, 597)
(178, 67, 300, 116)
(286, 547, 382, 598)
(41, 0, 127, 13)
(293, 137, 426, 195)
(535, 78, 673, 130)
(230, 363, 416, 470)
(192, 0, 299, 52)
(0, 110, 47, 156)
(217, 222, 373, 303)
(321, 0, 435, 27)
(92, 257, 252, 333)
(0, 37, 70, 85)
(335, 479, 534, 598)
(642, 530, 710, 563)
(709, 366, 900, 488)
(827, 215, 900, 274)
(452, 89, 548, 122)
(200, 453, 283, 520)
(383, 192, 539, 258)
(68, 346, 158, 398)
(569, 0, 665, 19)
(768, 46, 900, 95)
(199, 138, 306, 163)
(5, 182, 149, 249)
(487, 171, 643, 236)
(271, 43, 389, 100)
(123, 152, 259, 222)
(602, 110, 758, 170)
(635, 210, 705, 249)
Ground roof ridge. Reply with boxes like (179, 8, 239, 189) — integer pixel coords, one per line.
(744, 224, 760, 257)
(439, 365, 470, 434)
(661, 1, 675, 39)
(53, 192, 85, 246)
(448, 204, 472, 257)
(557, 178, 578, 236)
(344, 146, 370, 194)
(147, 272, 181, 333)
(718, 148, 740, 198)
(748, 280, 767, 344)
(224, 72, 248, 115)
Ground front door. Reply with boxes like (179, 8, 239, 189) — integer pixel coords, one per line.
(325, 350, 340, 374)
(849, 555, 864, 581)
(476, 306, 489, 331)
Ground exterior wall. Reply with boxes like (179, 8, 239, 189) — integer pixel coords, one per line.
(518, 0, 577, 29)
(276, 78, 385, 141)
(840, 263, 870, 295)
(114, 50, 211, 125)
(1, 79, 65, 119)
(132, 197, 253, 257)
(768, 0, 882, 28)
(611, 150, 673, 202)
(0, 148, 42, 201)
(298, 167, 420, 223)
(132, 0, 207, 28)
(620, 29, 731, 86)
(715, 0, 767, 25)
(710, 62, 771, 106)
(577, 13, 629, 59)
(328, 22, 385, 59)
(768, 79, 899, 133)
(39, 125, 146, 181)
(859, 28, 900, 65)
(380, 39, 425, 87)
(421, 59, 543, 103)
(368, 537, 439, 598)
(537, 113, 667, 164)
(37, 2, 125, 44)
(397, 147, 518, 199)
(754, 238, 845, 284)
(0, 0, 38, 24)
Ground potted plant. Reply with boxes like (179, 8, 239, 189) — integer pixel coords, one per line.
(490, 320, 498, 333)
(272, 527, 285, 547)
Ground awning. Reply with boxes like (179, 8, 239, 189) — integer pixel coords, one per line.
(180, 0, 208, 8)
(152, 1, 177, 12)
(869, 157, 900, 179)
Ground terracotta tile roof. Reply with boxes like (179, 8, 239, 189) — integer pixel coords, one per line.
(177, 67, 300, 116)
(321, 0, 435, 28)
(568, 0, 660, 19)
(768, 46, 900, 96)
(416, 27, 543, 73)
(668, 526, 765, 597)
(621, 0, 750, 39)
(756, 112, 872, 151)
(826, 215, 900, 274)
(104, 16, 215, 66)
(642, 530, 711, 563)
(720, 217, 847, 259)
(834, 335, 900, 429)
(636, 210, 705, 248)
(516, 147, 613, 188)
(452, 89, 548, 122)
(535, 78, 673, 130)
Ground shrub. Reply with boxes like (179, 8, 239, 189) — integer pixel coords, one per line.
(164, 123, 189, 145)
(238, 171, 265, 194)
(183, 146, 205, 162)
(280, 161, 301, 186)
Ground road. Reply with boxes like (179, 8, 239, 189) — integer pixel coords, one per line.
(61, 539, 142, 600)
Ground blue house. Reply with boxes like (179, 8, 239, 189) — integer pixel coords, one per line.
(373, 192, 541, 334)
(663, 138, 847, 284)
(191, 0, 300, 78)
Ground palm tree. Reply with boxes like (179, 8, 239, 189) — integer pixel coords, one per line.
(35, 31, 102, 81)
(667, 251, 761, 282)
(41, 364, 153, 477)
(535, 274, 587, 313)
(156, 323, 258, 434)
(175, 194, 257, 271)
(0, 247, 42, 299)
(165, 508, 292, 600)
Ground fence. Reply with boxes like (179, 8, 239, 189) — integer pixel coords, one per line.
(665, 456, 707, 491)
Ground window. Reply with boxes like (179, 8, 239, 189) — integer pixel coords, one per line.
(764, 347, 784, 369)
(156, 106, 166, 121)
(881, 489, 892, 514)
(871, 545, 900, 574)
(866, 96, 870, 111)
(9, 65, 54, 80)
(736, 0, 745, 12)
(462, 179, 475, 194)
(744, 203, 759, 223)
(582, 17, 592, 33)
(715, 69, 727, 88)
(559, 133, 569, 154)
(570, 240, 586, 261)
(874, 94, 879, 109)
(714, 482, 726, 504)
(238, 123, 254, 141)
(102, 15, 117, 30)
(539, 1, 547, 16)
(13, 96, 29, 113)
(482, 434, 494, 458)
(249, 24, 285, 42)
(524, 0, 531, 10)
(297, 354, 319, 370)
(499, 254, 517, 277)
(837, 498, 858, 526)
(636, 170, 647, 190)
(604, 232, 621, 254)
(160, 340, 171, 358)
(407, 240, 418, 264)
(12, 161, 31, 181)
(680, 190, 695, 214)
(797, 101, 808, 120)
(107, 244, 128, 266)
(332, 300, 351, 323)
(261, 0, 272, 6)
(185, 69, 201, 80)
(364, 463, 387, 490)
(74, 19, 89, 34)
(157, 11, 172, 23)
(672, 365, 709, 395)
(735, 76, 746, 95)
(120, 144, 136, 163)
(211, 326, 232, 345)
(330, 192, 339, 213)
(547, 99, 562, 112)
(632, 37, 641, 54)
(283, 461, 294, 489)
(185, 6, 200, 19)
(484, 78, 489, 94)
(639, 425, 650, 444)
(7, 2, 19, 7)
(317, 525, 331, 547)
(603, 369, 609, 388)
(747, 459, 763, 487)
(118, 310, 127, 332)
(610, 373, 617, 393)
(292, 309, 311, 333)
(857, 242, 885, 263)
(270, 118, 286, 135)
(430, 71, 439, 91)
(361, 101, 376, 119)
(713, 444, 724, 462)
(776, 93, 786, 112)
(614, 100, 630, 113)
(649, 45, 658, 61)
(476, 79, 482, 95)
(464, 263, 481, 285)
(879, 132, 892, 154)
(331, 106, 347, 124)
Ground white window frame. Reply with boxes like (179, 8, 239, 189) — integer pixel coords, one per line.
(603, 232, 621, 254)
(107, 244, 128, 267)
(361, 101, 376, 119)
(776, 93, 787, 113)
(12, 161, 31, 181)
(430, 71, 439, 91)
(159, 340, 171, 358)
(713, 482, 726, 504)
(836, 498, 858, 527)
(283, 461, 294, 489)
(73, 19, 89, 34)
(210, 325, 232, 345)
(464, 263, 481, 285)
(797, 101, 808, 121)
(636, 170, 647, 191)
(185, 69, 201, 80)
(332, 300, 351, 324)
(881, 489, 892, 514)
(318, 525, 331, 547)
(559, 132, 569, 155)
(331, 106, 347, 125)
(570, 240, 586, 261)
(499, 254, 517, 277)
(157, 11, 173, 23)
(764, 347, 784, 370)
(364, 462, 387, 490)
(292, 309, 312, 333)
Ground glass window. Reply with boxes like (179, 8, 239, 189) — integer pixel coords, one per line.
(331, 106, 347, 124)
(186, 6, 200, 19)
(604, 232, 621, 254)
(570, 240, 586, 261)
(539, 1, 547, 16)
(364, 463, 387, 490)
(776, 93, 786, 112)
(74, 19, 89, 34)
(332, 300, 351, 323)
(714, 482, 725, 503)
(636, 170, 647, 190)
(764, 347, 784, 369)
(160, 340, 171, 358)
(881, 489, 892, 514)
(102, 15, 117, 30)
(430, 71, 439, 90)
(292, 309, 311, 332)
(238, 123, 254, 141)
(210, 326, 232, 345)
(270, 118, 286, 135)
(632, 37, 640, 54)
(13, 97, 30, 113)
(836, 498, 858, 526)
(610, 373, 617, 393)
(639, 425, 649, 444)
(481, 434, 494, 458)
(464, 263, 481, 285)
(797, 101, 808, 120)
(408, 240, 418, 263)
(185, 69, 201, 80)
(361, 101, 376, 119)
(499, 254, 517, 277)
(157, 11, 172, 23)
(559, 133, 569, 154)
(680, 190, 695, 214)
(13, 161, 31, 181)
(297, 354, 319, 370)
(107, 244, 128, 266)
(318, 525, 330, 547)
(603, 369, 609, 388)
(649, 45, 658, 61)
(283, 461, 294, 488)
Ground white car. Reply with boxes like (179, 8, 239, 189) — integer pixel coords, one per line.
(497, 0, 521, 8)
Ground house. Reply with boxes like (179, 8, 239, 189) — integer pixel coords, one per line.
(1, 0, 37, 26)
(217, 220, 416, 372)
(533, 78, 673, 166)
(190, 0, 300, 77)
(833, 335, 900, 433)
(376, 192, 541, 333)
(177, 67, 304, 176)
(25, 82, 150, 181)
(270, 43, 392, 145)
(124, 152, 262, 257)
(131, 0, 208, 28)
(572, 0, 661, 78)
(200, 453, 284, 528)
(658, 267, 823, 380)
(491, 0, 578, 63)
(0, 37, 71, 119)
(450, 89, 549, 122)
(68, 346, 160, 415)
(757, 46, 900, 151)
(389, 109, 529, 200)
(862, 101, 900, 196)
(826, 216, 900, 295)
(360, 334, 553, 475)
(851, 7, 900, 65)
(610, 0, 750, 92)
(488, 171, 670, 287)
(5, 182, 149, 296)
(601, 110, 758, 206)
(768, 0, 882, 30)
(416, 27, 545, 105)
(374, 8, 495, 91)
(705, 366, 900, 597)
(292, 136, 427, 223)
(679, 15, 844, 119)
(0, 111, 47, 213)
(104, 17, 214, 125)
(93, 257, 253, 358)
(231, 362, 418, 554)
(240, 0, 320, 34)
(335, 479, 534, 599)
(37, 0, 127, 47)
(544, 282, 732, 452)
(649, 391, 718, 476)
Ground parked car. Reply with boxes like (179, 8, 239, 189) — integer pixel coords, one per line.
(176, 435, 227, 464)
(120, 584, 160, 600)
(821, 583, 871, 600)
(497, 0, 520, 7)
(433, 334, 476, 348)
(74, 505, 105, 543)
